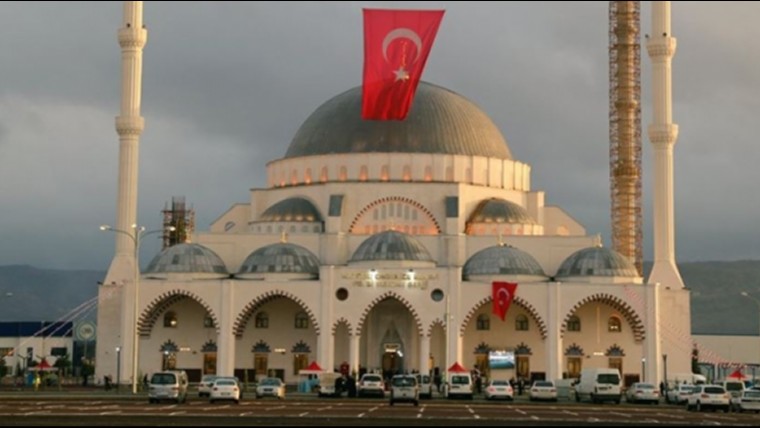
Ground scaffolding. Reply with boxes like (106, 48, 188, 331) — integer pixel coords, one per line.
(162, 196, 195, 249)
(609, 1, 642, 275)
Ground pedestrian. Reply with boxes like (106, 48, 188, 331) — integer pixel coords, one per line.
(517, 378, 524, 396)
(659, 381, 665, 396)
(143, 373, 149, 391)
(33, 373, 41, 392)
(104, 374, 112, 391)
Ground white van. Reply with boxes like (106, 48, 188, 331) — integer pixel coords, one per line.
(148, 370, 189, 403)
(574, 368, 622, 404)
(445, 372, 473, 399)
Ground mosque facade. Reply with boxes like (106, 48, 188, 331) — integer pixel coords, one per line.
(96, 81, 693, 385)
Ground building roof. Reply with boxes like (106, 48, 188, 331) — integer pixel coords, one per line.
(237, 243, 320, 276)
(285, 82, 512, 160)
(259, 197, 323, 222)
(350, 230, 434, 263)
(556, 246, 639, 278)
(467, 198, 535, 225)
(463, 245, 546, 279)
(144, 243, 228, 276)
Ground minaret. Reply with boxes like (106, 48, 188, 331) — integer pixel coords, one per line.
(646, 1, 684, 288)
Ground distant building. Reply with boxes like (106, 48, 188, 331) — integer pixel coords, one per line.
(0, 321, 73, 376)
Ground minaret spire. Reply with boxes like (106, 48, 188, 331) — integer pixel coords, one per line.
(113, 1, 147, 257)
(646, 1, 684, 288)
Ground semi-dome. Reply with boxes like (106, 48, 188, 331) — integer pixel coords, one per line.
(350, 230, 434, 263)
(259, 197, 323, 222)
(237, 243, 320, 278)
(144, 243, 228, 278)
(556, 246, 639, 278)
(285, 82, 512, 159)
(467, 198, 535, 225)
(463, 245, 546, 280)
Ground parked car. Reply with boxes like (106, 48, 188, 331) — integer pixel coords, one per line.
(389, 374, 419, 406)
(529, 380, 558, 401)
(484, 379, 514, 401)
(415, 373, 433, 399)
(666, 384, 694, 404)
(358, 373, 385, 398)
(732, 389, 760, 413)
(148, 370, 189, 404)
(686, 385, 730, 412)
(625, 382, 659, 404)
(574, 368, 621, 404)
(256, 377, 286, 399)
(197, 375, 218, 397)
(209, 377, 241, 404)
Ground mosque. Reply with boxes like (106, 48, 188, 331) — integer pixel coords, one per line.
(96, 2, 692, 386)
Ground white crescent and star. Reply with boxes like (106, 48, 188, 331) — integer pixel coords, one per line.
(497, 288, 510, 306)
(382, 28, 422, 82)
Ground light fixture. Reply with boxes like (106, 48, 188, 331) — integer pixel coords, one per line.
(369, 269, 378, 282)
(407, 269, 415, 282)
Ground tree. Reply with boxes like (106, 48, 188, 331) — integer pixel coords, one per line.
(54, 355, 71, 377)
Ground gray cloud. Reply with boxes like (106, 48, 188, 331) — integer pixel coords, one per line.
(0, 1, 758, 270)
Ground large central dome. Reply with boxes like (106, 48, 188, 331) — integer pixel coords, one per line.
(285, 82, 512, 159)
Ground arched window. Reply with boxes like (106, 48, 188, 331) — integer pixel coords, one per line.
(163, 311, 178, 328)
(567, 315, 581, 332)
(608, 316, 622, 332)
(320, 166, 328, 183)
(255, 312, 269, 329)
(295, 312, 309, 329)
(203, 315, 214, 328)
(359, 165, 368, 181)
(515, 314, 529, 331)
(476, 314, 490, 331)
(339, 166, 347, 181)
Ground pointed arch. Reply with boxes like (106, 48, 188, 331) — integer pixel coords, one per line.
(233, 290, 320, 338)
(426, 318, 445, 338)
(348, 196, 442, 234)
(332, 317, 353, 337)
(460, 295, 547, 339)
(138, 290, 218, 337)
(561, 293, 645, 341)
(356, 291, 423, 336)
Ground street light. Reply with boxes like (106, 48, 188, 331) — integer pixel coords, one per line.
(163, 350, 169, 370)
(741, 291, 760, 381)
(100, 224, 175, 394)
(115, 346, 121, 393)
(641, 357, 646, 382)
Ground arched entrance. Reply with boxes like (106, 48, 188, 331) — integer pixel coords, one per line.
(359, 297, 419, 381)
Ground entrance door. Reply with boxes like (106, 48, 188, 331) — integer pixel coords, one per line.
(382, 352, 401, 375)
(567, 357, 582, 378)
(203, 353, 217, 375)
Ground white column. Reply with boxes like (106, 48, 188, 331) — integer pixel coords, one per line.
(217, 280, 236, 376)
(647, 1, 684, 288)
(645, 283, 662, 384)
(419, 334, 431, 375)
(349, 334, 361, 376)
(546, 281, 563, 380)
(445, 267, 461, 368)
(318, 266, 335, 370)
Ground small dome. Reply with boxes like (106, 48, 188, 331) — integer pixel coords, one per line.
(463, 245, 546, 279)
(556, 246, 639, 278)
(259, 197, 323, 222)
(144, 243, 228, 278)
(237, 243, 320, 278)
(467, 198, 535, 225)
(350, 230, 434, 263)
(285, 82, 512, 160)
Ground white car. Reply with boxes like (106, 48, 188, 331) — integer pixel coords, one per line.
(197, 375, 218, 397)
(686, 385, 730, 412)
(529, 380, 558, 401)
(358, 374, 385, 398)
(666, 384, 694, 404)
(209, 378, 241, 404)
(256, 377, 286, 399)
(484, 379, 514, 401)
(389, 375, 419, 406)
(626, 382, 660, 404)
(733, 389, 760, 413)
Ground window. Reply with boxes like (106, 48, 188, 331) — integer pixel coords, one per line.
(476, 314, 490, 331)
(608, 316, 622, 332)
(163, 311, 178, 328)
(50, 347, 67, 357)
(293, 354, 309, 375)
(567, 357, 582, 379)
(254, 354, 268, 376)
(295, 312, 309, 329)
(255, 312, 269, 329)
(515, 314, 529, 331)
(517, 356, 530, 379)
(567, 315, 581, 332)
(203, 315, 214, 328)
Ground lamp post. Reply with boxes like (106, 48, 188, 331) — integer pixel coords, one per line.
(100, 224, 175, 394)
(641, 357, 646, 382)
(163, 350, 169, 370)
(115, 346, 121, 393)
(741, 291, 760, 382)
(662, 353, 668, 399)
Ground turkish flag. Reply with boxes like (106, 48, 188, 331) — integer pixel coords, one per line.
(362, 9, 444, 120)
(492, 281, 518, 321)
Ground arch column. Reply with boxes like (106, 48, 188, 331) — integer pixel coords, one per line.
(318, 266, 335, 370)
(217, 280, 236, 376)
(349, 333, 360, 375)
(419, 334, 431, 374)
(546, 281, 563, 380)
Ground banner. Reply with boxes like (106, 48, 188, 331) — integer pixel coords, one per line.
(362, 9, 444, 120)
(492, 281, 518, 321)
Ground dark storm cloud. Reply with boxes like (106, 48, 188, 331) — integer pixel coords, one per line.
(0, 1, 758, 269)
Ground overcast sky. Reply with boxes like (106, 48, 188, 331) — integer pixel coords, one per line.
(1, 1, 758, 271)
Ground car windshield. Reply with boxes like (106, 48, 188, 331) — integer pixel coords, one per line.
(451, 375, 470, 385)
(491, 380, 509, 386)
(392, 377, 416, 387)
(597, 374, 619, 385)
(216, 380, 236, 386)
(704, 386, 725, 394)
(745, 391, 760, 398)
(261, 378, 281, 386)
(725, 382, 744, 391)
(363, 375, 382, 382)
(151, 373, 177, 385)
(535, 381, 553, 387)
(637, 383, 655, 389)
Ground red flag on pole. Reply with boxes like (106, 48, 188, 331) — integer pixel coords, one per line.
(362, 9, 444, 120)
(492, 281, 518, 321)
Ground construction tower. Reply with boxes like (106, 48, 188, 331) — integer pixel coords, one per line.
(162, 196, 195, 248)
(609, 1, 642, 275)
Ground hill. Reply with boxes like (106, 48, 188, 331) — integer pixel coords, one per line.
(0, 262, 758, 335)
